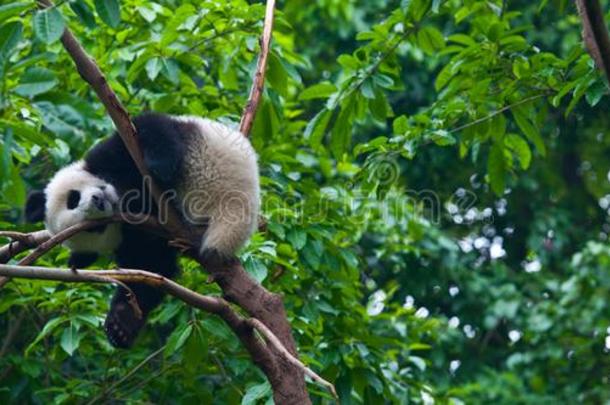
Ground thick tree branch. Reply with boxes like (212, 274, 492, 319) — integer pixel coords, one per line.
(239, 0, 276, 136)
(576, 0, 610, 83)
(24, 1, 316, 402)
(0, 264, 335, 398)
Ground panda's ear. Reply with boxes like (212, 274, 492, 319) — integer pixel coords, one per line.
(25, 191, 46, 223)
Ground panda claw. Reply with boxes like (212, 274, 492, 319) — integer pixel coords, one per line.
(168, 238, 193, 253)
(104, 301, 146, 349)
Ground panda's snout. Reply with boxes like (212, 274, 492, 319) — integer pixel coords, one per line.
(91, 194, 105, 211)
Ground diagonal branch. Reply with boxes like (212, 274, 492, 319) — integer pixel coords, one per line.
(0, 214, 163, 288)
(27, 1, 315, 402)
(38, 0, 185, 236)
(576, 0, 610, 83)
(0, 264, 335, 398)
(248, 318, 338, 400)
(239, 0, 276, 136)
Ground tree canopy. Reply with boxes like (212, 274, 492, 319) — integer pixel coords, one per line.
(1, 0, 610, 403)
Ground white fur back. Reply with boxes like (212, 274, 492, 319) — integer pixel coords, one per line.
(173, 116, 260, 255)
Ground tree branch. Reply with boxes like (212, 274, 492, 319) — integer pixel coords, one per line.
(0, 264, 335, 398)
(239, 0, 276, 136)
(24, 1, 317, 402)
(0, 230, 49, 264)
(248, 318, 338, 400)
(38, 0, 185, 236)
(0, 214, 164, 288)
(576, 0, 610, 83)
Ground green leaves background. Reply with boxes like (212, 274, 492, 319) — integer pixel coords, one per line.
(1, 0, 610, 404)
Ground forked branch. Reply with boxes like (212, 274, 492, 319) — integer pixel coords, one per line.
(0, 264, 335, 398)
(8, 0, 321, 402)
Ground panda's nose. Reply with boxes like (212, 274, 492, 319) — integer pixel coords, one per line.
(91, 194, 105, 211)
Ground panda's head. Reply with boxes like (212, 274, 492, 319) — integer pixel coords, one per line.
(25, 161, 119, 234)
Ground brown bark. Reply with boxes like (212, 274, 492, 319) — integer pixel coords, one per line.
(24, 1, 315, 402)
(239, 0, 276, 136)
(576, 0, 610, 83)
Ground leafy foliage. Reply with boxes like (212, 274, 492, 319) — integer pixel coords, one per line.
(1, 0, 610, 403)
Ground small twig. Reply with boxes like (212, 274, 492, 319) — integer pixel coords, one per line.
(447, 93, 547, 133)
(72, 269, 143, 320)
(248, 318, 338, 399)
(0, 214, 163, 288)
(87, 345, 165, 405)
(0, 231, 34, 244)
(0, 230, 49, 263)
(239, 0, 276, 136)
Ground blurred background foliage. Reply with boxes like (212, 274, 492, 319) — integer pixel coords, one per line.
(1, 0, 610, 403)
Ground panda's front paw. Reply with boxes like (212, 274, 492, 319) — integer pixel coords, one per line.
(104, 301, 145, 349)
(68, 252, 98, 269)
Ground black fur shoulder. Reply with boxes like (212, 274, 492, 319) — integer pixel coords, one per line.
(84, 113, 192, 196)
(132, 113, 188, 189)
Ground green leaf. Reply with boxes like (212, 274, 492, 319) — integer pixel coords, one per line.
(241, 382, 271, 405)
(33, 8, 64, 44)
(0, 129, 13, 183)
(512, 105, 546, 156)
(505, 134, 531, 170)
(430, 130, 456, 146)
(5, 162, 26, 207)
(337, 54, 359, 70)
(393, 115, 409, 135)
(94, 0, 120, 28)
(14, 67, 58, 97)
(305, 109, 332, 149)
(488, 143, 506, 196)
(243, 257, 268, 282)
(70, 0, 96, 28)
(145, 57, 162, 81)
(60, 323, 81, 356)
(447, 33, 476, 46)
(0, 2, 30, 24)
(164, 323, 193, 357)
(300, 82, 337, 101)
(266, 52, 288, 96)
(435, 60, 457, 91)
(488, 114, 506, 140)
(26, 317, 66, 355)
(287, 228, 307, 250)
(417, 26, 445, 55)
(161, 58, 180, 84)
(0, 21, 23, 60)
(369, 88, 389, 121)
(330, 97, 356, 159)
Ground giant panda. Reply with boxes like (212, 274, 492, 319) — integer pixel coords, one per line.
(25, 113, 260, 348)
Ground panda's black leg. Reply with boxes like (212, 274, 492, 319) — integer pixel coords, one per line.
(105, 229, 179, 348)
(68, 252, 98, 270)
(104, 282, 167, 348)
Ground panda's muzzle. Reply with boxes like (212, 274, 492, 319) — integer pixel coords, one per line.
(91, 194, 106, 211)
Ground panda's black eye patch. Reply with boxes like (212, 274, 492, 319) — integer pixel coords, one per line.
(67, 190, 81, 209)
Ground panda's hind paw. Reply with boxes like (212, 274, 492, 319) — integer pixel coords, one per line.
(104, 302, 145, 349)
